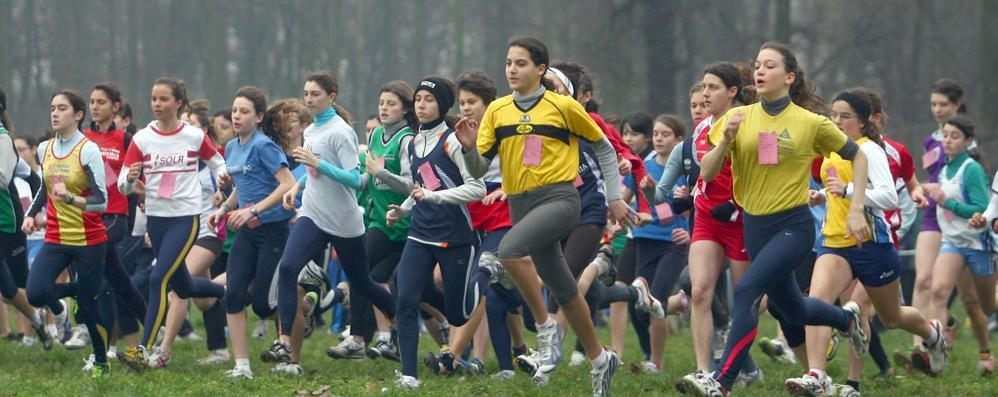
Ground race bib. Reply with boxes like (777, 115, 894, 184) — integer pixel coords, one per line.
(523, 136, 543, 166)
(157, 173, 177, 199)
(758, 132, 778, 165)
(418, 162, 441, 191)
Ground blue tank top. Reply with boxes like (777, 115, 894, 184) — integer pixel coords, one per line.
(627, 153, 689, 241)
(408, 129, 475, 246)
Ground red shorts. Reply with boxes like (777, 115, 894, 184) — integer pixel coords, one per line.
(692, 211, 749, 261)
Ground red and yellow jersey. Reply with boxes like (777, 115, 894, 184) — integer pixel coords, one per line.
(43, 138, 107, 246)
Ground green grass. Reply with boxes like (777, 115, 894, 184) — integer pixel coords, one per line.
(0, 308, 995, 397)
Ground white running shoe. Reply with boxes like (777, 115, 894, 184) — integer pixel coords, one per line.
(224, 365, 254, 379)
(569, 350, 587, 367)
(82, 354, 96, 372)
(394, 369, 420, 390)
(734, 367, 763, 388)
(198, 349, 231, 365)
(833, 383, 861, 397)
(326, 337, 367, 360)
(784, 370, 832, 396)
(271, 362, 303, 375)
(675, 371, 727, 396)
(148, 347, 172, 368)
(491, 369, 516, 381)
(64, 324, 90, 350)
(53, 300, 70, 340)
(535, 320, 565, 368)
(842, 301, 868, 357)
(631, 277, 666, 319)
(591, 350, 620, 397)
(251, 320, 269, 339)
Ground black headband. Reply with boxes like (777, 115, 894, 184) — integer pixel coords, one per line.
(834, 91, 871, 122)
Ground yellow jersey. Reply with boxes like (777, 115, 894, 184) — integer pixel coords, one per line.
(709, 102, 848, 216)
(476, 91, 604, 195)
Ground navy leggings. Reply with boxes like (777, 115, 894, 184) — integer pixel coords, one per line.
(277, 216, 394, 337)
(27, 243, 107, 363)
(396, 240, 490, 377)
(142, 215, 225, 348)
(224, 221, 288, 317)
(715, 206, 854, 388)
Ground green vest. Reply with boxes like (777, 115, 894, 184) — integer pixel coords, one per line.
(0, 127, 16, 234)
(366, 125, 413, 241)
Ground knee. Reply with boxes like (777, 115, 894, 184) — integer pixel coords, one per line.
(278, 261, 301, 282)
(25, 287, 48, 308)
(782, 325, 806, 348)
(691, 285, 715, 308)
(929, 285, 953, 306)
(251, 298, 274, 319)
(914, 274, 933, 292)
(224, 290, 246, 314)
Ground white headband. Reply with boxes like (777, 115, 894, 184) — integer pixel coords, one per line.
(547, 67, 575, 97)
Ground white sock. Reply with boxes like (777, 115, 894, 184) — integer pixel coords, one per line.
(108, 346, 118, 355)
(236, 358, 251, 369)
(537, 319, 555, 331)
(377, 331, 391, 342)
(591, 349, 608, 369)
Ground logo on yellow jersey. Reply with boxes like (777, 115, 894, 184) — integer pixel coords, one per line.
(516, 124, 533, 134)
(778, 128, 795, 155)
(519, 114, 531, 123)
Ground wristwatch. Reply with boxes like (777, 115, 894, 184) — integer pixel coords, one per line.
(64, 193, 75, 204)
(250, 206, 259, 216)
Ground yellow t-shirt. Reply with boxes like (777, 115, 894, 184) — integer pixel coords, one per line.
(820, 137, 867, 247)
(476, 91, 604, 195)
(709, 102, 848, 215)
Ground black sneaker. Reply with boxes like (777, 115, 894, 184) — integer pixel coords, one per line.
(260, 340, 292, 363)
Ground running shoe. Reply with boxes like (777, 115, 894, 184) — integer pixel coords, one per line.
(832, 383, 860, 397)
(535, 320, 565, 367)
(629, 360, 660, 374)
(842, 301, 868, 357)
(327, 337, 366, 360)
(734, 367, 763, 388)
(758, 337, 793, 365)
(924, 319, 949, 375)
(784, 370, 833, 396)
(826, 332, 841, 362)
(119, 345, 149, 372)
(224, 364, 253, 379)
(251, 319, 268, 339)
(491, 369, 516, 380)
(712, 324, 730, 362)
(675, 371, 728, 396)
(298, 261, 331, 302)
(53, 300, 70, 341)
(631, 277, 665, 319)
(371, 336, 400, 362)
(303, 291, 318, 338)
(977, 352, 994, 377)
(29, 308, 53, 350)
(65, 324, 91, 350)
(197, 349, 231, 365)
(91, 362, 109, 379)
(271, 362, 303, 375)
(82, 354, 96, 372)
(148, 347, 171, 368)
(260, 340, 292, 363)
(479, 251, 515, 289)
(394, 369, 420, 390)
(591, 350, 620, 397)
(570, 350, 587, 367)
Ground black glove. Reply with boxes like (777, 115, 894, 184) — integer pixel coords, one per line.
(710, 200, 739, 222)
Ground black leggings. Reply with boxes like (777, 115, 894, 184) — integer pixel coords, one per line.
(628, 238, 689, 358)
(350, 227, 405, 341)
(0, 231, 28, 299)
(224, 222, 288, 317)
(27, 243, 108, 363)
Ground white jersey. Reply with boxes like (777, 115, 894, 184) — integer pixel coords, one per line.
(118, 121, 225, 217)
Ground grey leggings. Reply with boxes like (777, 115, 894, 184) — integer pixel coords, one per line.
(499, 182, 580, 305)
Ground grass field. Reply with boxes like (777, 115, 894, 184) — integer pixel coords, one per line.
(0, 306, 995, 397)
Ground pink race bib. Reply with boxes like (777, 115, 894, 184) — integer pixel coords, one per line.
(758, 132, 778, 165)
(157, 173, 177, 199)
(418, 162, 441, 191)
(573, 175, 584, 188)
(522, 136, 543, 166)
(943, 209, 955, 222)
(655, 202, 675, 224)
(307, 166, 318, 177)
(921, 147, 940, 170)
(104, 161, 118, 188)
